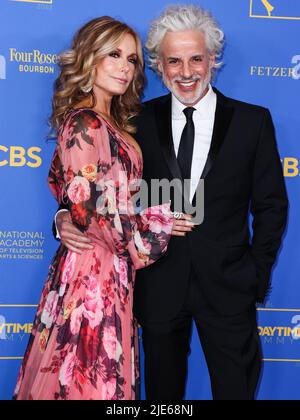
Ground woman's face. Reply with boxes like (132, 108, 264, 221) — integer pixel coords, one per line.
(93, 33, 138, 98)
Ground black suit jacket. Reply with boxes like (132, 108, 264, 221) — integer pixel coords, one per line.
(132, 88, 288, 323)
(53, 88, 288, 324)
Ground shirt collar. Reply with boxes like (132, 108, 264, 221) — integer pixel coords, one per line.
(172, 84, 216, 120)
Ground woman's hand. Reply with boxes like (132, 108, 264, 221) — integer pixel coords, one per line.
(171, 213, 196, 237)
(56, 211, 95, 254)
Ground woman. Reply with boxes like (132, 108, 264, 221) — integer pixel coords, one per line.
(13, 17, 194, 400)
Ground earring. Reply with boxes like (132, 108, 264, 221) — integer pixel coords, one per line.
(81, 85, 92, 93)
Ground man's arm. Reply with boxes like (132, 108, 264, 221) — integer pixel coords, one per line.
(52, 203, 69, 240)
(250, 109, 289, 302)
(53, 205, 95, 254)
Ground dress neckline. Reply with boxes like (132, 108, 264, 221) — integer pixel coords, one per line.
(74, 107, 143, 163)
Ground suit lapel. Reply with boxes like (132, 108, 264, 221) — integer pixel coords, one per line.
(200, 89, 234, 180)
(154, 94, 183, 181)
(191, 89, 235, 205)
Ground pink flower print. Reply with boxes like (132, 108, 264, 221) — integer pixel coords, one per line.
(83, 275, 104, 330)
(70, 305, 84, 336)
(59, 351, 77, 387)
(119, 259, 128, 289)
(103, 326, 117, 360)
(133, 231, 151, 255)
(117, 171, 130, 214)
(101, 377, 116, 400)
(68, 176, 91, 204)
(106, 180, 118, 214)
(59, 251, 77, 297)
(113, 255, 120, 273)
(13, 366, 23, 396)
(81, 164, 97, 182)
(41, 291, 59, 329)
(141, 203, 173, 234)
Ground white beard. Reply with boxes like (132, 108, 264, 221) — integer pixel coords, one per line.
(162, 70, 212, 105)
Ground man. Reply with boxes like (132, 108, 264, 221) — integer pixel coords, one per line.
(53, 5, 288, 400)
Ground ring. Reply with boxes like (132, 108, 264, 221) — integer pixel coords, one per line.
(173, 212, 184, 220)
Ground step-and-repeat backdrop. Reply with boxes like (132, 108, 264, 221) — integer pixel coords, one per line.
(0, 0, 299, 400)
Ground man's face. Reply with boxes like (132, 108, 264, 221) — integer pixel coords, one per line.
(157, 30, 215, 106)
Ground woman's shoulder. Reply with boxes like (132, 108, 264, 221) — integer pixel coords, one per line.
(63, 107, 103, 130)
(58, 108, 107, 148)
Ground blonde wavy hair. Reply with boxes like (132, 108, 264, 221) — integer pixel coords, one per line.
(51, 16, 145, 133)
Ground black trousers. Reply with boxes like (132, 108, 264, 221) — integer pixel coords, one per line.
(141, 265, 262, 400)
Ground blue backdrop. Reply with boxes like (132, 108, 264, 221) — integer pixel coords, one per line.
(0, 0, 299, 400)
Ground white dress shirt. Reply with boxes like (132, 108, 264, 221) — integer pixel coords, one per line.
(172, 84, 217, 202)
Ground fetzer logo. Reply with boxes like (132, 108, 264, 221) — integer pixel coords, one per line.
(250, 0, 300, 21)
(0, 55, 6, 80)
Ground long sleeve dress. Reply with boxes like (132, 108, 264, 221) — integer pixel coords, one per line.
(13, 109, 174, 400)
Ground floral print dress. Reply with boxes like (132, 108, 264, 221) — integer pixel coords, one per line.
(13, 109, 173, 400)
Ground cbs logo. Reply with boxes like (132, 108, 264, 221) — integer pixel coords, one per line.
(0, 145, 42, 168)
(282, 158, 299, 177)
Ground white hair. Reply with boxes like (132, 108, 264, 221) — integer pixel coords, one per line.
(146, 4, 224, 74)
